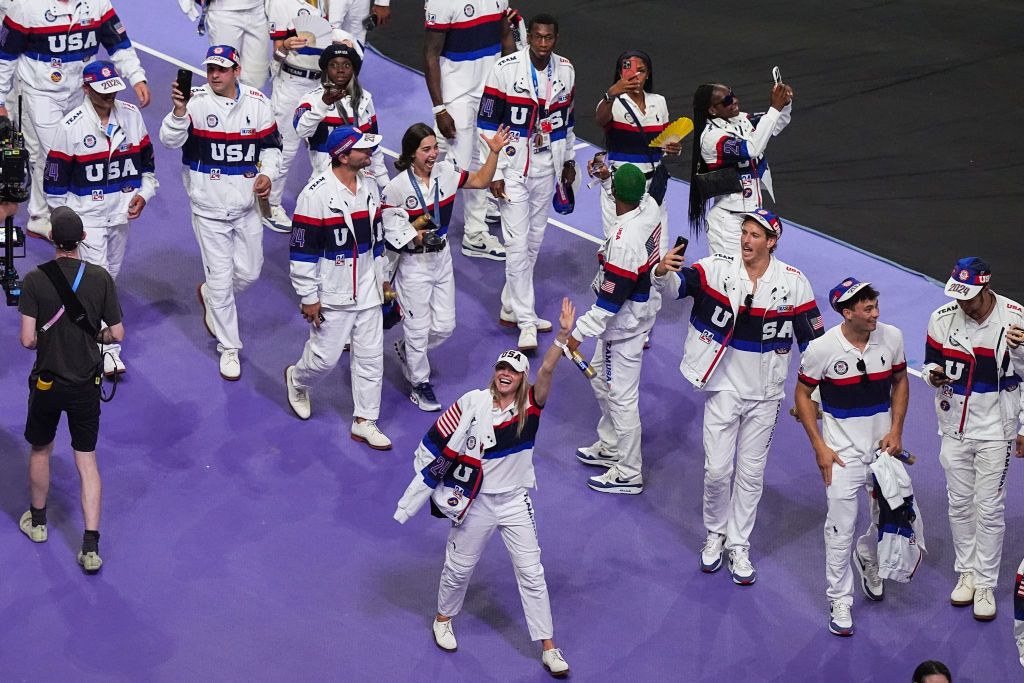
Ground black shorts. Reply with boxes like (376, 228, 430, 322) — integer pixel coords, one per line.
(24, 380, 101, 452)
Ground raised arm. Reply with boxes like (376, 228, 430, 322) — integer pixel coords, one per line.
(532, 297, 574, 407)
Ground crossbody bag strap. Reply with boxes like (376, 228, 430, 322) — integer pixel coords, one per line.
(38, 260, 98, 339)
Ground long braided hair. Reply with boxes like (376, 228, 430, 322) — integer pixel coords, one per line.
(688, 83, 718, 234)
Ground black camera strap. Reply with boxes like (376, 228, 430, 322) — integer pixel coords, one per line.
(38, 260, 98, 339)
(406, 168, 441, 227)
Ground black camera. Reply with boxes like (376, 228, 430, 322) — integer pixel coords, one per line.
(0, 106, 31, 306)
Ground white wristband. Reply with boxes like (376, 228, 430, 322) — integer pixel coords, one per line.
(432, 104, 447, 116)
(552, 338, 572, 359)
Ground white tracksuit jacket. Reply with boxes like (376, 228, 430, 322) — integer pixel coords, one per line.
(293, 85, 388, 186)
(44, 98, 157, 228)
(159, 83, 283, 220)
(0, 0, 146, 105)
(657, 253, 823, 395)
(573, 194, 666, 342)
(289, 169, 387, 308)
(923, 293, 1024, 440)
(475, 47, 575, 181)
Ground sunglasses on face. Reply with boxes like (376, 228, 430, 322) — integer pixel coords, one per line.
(713, 90, 736, 108)
(737, 293, 754, 324)
(856, 358, 869, 384)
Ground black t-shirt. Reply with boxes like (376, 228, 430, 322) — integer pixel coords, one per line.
(18, 258, 122, 385)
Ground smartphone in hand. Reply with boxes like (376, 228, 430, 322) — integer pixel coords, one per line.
(772, 66, 782, 86)
(621, 57, 640, 81)
(673, 236, 689, 255)
(176, 68, 193, 103)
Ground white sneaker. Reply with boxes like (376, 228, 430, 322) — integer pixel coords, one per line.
(728, 548, 757, 585)
(541, 647, 570, 677)
(262, 204, 292, 233)
(462, 232, 505, 260)
(432, 618, 457, 652)
(518, 325, 538, 352)
(587, 469, 643, 495)
(499, 306, 552, 332)
(854, 547, 884, 601)
(26, 216, 51, 239)
(973, 586, 996, 621)
(700, 532, 726, 573)
(102, 350, 126, 377)
(951, 571, 975, 606)
(198, 283, 216, 338)
(575, 442, 620, 468)
(410, 382, 442, 412)
(19, 510, 47, 543)
(351, 419, 392, 450)
(219, 347, 241, 381)
(828, 600, 854, 636)
(284, 365, 310, 419)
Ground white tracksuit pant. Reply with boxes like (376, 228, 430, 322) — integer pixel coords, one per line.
(205, 8, 270, 89)
(939, 436, 1012, 589)
(824, 452, 880, 605)
(589, 333, 647, 481)
(702, 391, 781, 552)
(705, 203, 743, 256)
(79, 222, 129, 356)
(437, 487, 554, 641)
(435, 94, 488, 242)
(23, 91, 83, 228)
(291, 304, 383, 420)
(327, 0, 374, 45)
(499, 172, 550, 330)
(395, 248, 455, 386)
(268, 71, 317, 207)
(192, 210, 263, 350)
(1014, 557, 1024, 664)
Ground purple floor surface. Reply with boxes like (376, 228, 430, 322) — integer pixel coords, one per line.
(1, 8, 1022, 682)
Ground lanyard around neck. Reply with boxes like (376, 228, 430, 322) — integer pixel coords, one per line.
(406, 168, 440, 227)
(530, 60, 553, 116)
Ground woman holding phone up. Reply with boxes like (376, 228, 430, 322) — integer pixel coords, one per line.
(593, 50, 679, 251)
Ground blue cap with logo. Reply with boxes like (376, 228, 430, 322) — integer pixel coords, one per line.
(829, 276, 873, 312)
(82, 60, 125, 93)
(943, 257, 991, 300)
(741, 207, 783, 239)
(325, 125, 381, 159)
(203, 45, 241, 68)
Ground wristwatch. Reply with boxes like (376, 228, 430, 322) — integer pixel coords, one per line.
(602, 91, 612, 103)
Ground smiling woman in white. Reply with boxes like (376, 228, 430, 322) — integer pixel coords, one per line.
(394, 299, 575, 678)
(381, 122, 510, 412)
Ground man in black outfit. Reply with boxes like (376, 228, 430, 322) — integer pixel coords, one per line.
(17, 206, 124, 573)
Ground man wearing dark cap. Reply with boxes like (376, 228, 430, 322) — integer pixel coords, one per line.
(16, 206, 124, 574)
(565, 164, 666, 495)
(294, 42, 389, 192)
(794, 277, 909, 636)
(923, 257, 1024, 622)
(655, 208, 823, 585)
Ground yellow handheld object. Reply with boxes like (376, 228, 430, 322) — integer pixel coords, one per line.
(649, 117, 694, 148)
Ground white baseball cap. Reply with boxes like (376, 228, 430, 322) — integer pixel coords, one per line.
(495, 350, 529, 373)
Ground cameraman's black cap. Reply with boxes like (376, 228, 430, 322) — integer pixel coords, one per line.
(319, 43, 362, 75)
(51, 206, 84, 246)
